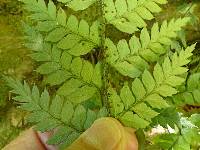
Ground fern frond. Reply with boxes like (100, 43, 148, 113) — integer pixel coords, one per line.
(151, 107, 180, 128)
(105, 18, 190, 78)
(23, 24, 101, 103)
(103, 0, 167, 33)
(21, 0, 100, 56)
(32, 45, 103, 104)
(20, 0, 57, 22)
(171, 73, 200, 106)
(58, 0, 96, 11)
(5, 77, 107, 148)
(108, 44, 195, 129)
(153, 116, 200, 150)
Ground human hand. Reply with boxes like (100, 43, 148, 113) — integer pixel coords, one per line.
(3, 117, 138, 150)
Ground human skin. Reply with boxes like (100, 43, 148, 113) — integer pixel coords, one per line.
(3, 117, 138, 150)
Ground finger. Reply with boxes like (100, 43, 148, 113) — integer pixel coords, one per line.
(37, 131, 58, 150)
(124, 127, 139, 150)
(2, 128, 45, 150)
(66, 117, 138, 150)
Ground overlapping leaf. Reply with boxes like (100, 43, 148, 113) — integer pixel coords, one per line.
(103, 0, 167, 33)
(108, 44, 195, 129)
(105, 18, 190, 78)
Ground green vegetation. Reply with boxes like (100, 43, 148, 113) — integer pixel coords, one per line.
(1, 0, 200, 149)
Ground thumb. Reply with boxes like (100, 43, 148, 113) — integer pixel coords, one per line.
(66, 117, 138, 150)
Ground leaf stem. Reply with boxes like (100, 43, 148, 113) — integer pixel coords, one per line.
(97, 0, 110, 114)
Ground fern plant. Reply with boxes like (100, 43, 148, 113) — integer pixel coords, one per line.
(5, 0, 200, 149)
(5, 77, 107, 149)
(151, 114, 200, 150)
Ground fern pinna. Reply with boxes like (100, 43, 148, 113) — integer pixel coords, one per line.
(5, 0, 199, 149)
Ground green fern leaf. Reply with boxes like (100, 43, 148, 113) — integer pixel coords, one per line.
(71, 105, 87, 130)
(103, 0, 167, 33)
(108, 45, 195, 129)
(144, 94, 169, 109)
(131, 103, 159, 121)
(22, 23, 44, 51)
(45, 70, 72, 86)
(152, 133, 178, 150)
(21, 0, 100, 56)
(189, 114, 200, 128)
(45, 27, 67, 42)
(152, 107, 180, 128)
(30, 45, 102, 104)
(153, 117, 200, 150)
(58, 81, 97, 104)
(53, 57, 102, 104)
(5, 78, 107, 148)
(45, 16, 100, 56)
(120, 82, 135, 110)
(20, 0, 56, 21)
(47, 126, 74, 145)
(119, 112, 150, 129)
(57, 17, 100, 56)
(37, 62, 61, 74)
(97, 107, 108, 118)
(131, 78, 146, 100)
(187, 73, 200, 90)
(171, 73, 200, 106)
(105, 18, 190, 78)
(108, 88, 124, 117)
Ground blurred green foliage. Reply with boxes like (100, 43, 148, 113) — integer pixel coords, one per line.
(0, 0, 33, 148)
